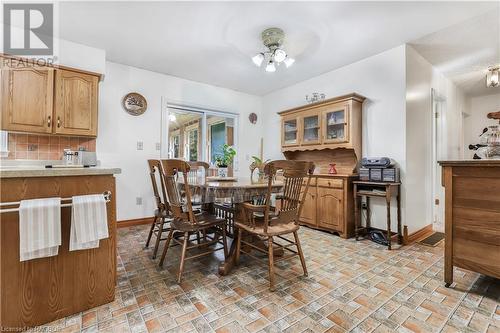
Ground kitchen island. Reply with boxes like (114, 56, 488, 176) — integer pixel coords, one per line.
(0, 166, 121, 329)
(439, 160, 500, 287)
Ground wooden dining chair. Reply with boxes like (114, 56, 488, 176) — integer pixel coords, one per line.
(159, 159, 228, 283)
(234, 160, 315, 291)
(145, 159, 173, 259)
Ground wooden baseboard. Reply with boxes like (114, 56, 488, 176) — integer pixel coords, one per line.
(117, 217, 154, 228)
(403, 224, 434, 245)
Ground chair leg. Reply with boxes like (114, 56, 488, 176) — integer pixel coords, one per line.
(221, 223, 228, 259)
(159, 229, 174, 267)
(177, 232, 189, 283)
(145, 216, 157, 248)
(235, 228, 242, 265)
(268, 236, 276, 291)
(293, 231, 308, 277)
(152, 217, 165, 259)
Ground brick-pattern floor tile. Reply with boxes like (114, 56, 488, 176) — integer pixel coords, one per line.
(26, 225, 499, 333)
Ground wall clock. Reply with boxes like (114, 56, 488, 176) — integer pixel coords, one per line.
(122, 92, 147, 116)
(249, 112, 258, 124)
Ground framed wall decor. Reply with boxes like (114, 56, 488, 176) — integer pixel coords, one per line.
(122, 92, 147, 116)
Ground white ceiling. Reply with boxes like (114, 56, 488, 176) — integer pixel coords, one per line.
(58, 1, 498, 96)
(411, 8, 500, 97)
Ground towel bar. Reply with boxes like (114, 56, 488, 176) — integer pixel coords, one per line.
(0, 191, 112, 214)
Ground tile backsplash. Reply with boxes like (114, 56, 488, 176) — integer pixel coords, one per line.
(4, 133, 96, 160)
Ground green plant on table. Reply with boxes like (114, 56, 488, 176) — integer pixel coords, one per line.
(214, 144, 236, 167)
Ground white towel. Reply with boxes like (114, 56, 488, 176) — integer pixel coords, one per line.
(70, 194, 109, 251)
(19, 198, 61, 261)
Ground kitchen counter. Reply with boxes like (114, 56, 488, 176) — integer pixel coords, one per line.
(438, 160, 500, 287)
(0, 166, 121, 178)
(438, 159, 500, 166)
(0, 169, 118, 328)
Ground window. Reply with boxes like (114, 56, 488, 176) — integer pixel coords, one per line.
(169, 130, 180, 158)
(210, 122, 225, 164)
(162, 103, 237, 168)
(185, 125, 199, 161)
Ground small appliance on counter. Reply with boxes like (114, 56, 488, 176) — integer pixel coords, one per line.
(45, 150, 97, 168)
(359, 157, 400, 182)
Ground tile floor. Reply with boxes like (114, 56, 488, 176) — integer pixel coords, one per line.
(35, 225, 499, 333)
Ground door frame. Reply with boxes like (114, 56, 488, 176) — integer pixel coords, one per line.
(430, 88, 447, 232)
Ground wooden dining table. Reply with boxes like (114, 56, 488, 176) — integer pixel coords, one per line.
(181, 177, 283, 275)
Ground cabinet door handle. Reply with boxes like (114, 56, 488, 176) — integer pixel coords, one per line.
(47, 116, 51, 127)
(57, 117, 61, 128)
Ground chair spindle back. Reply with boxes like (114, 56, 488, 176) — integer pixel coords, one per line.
(262, 160, 315, 232)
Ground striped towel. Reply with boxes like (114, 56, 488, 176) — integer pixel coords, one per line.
(70, 194, 109, 251)
(19, 198, 62, 261)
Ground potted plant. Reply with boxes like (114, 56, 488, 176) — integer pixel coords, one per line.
(250, 156, 270, 183)
(215, 144, 236, 177)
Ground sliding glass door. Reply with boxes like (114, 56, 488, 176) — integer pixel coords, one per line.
(162, 102, 238, 167)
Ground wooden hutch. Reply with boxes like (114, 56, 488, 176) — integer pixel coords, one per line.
(278, 93, 365, 238)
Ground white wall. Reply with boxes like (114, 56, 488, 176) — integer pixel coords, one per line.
(262, 45, 407, 232)
(464, 93, 500, 158)
(405, 45, 466, 233)
(97, 61, 263, 221)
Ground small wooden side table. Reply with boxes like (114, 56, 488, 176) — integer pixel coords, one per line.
(353, 181, 402, 250)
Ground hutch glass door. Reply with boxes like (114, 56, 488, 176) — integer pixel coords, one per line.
(283, 118, 298, 146)
(323, 107, 348, 143)
(302, 114, 320, 145)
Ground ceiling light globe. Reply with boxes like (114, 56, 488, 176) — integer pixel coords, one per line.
(265, 61, 276, 73)
(284, 57, 295, 68)
(273, 49, 287, 63)
(252, 53, 264, 67)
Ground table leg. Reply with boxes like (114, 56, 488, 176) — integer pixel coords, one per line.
(366, 197, 371, 229)
(386, 191, 392, 250)
(397, 186, 403, 245)
(354, 184, 360, 241)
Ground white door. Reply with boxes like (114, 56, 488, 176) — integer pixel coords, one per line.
(431, 89, 446, 232)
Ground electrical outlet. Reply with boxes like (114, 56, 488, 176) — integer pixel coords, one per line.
(136, 141, 143, 150)
(155, 142, 161, 151)
(136, 197, 142, 205)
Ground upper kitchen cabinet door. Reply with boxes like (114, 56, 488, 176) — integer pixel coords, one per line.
(1, 65, 54, 134)
(54, 69, 98, 137)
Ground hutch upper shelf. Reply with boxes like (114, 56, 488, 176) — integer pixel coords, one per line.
(278, 93, 365, 156)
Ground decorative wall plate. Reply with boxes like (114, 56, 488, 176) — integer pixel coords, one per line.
(122, 92, 147, 116)
(249, 112, 258, 124)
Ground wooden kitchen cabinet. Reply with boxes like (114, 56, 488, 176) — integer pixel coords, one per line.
(297, 175, 356, 238)
(317, 187, 344, 231)
(1, 55, 101, 137)
(1, 63, 54, 134)
(299, 183, 316, 227)
(54, 69, 99, 136)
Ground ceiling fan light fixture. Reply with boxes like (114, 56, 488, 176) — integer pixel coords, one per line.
(284, 56, 295, 68)
(265, 61, 276, 72)
(273, 48, 287, 63)
(486, 67, 499, 87)
(252, 27, 294, 72)
(252, 53, 265, 67)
